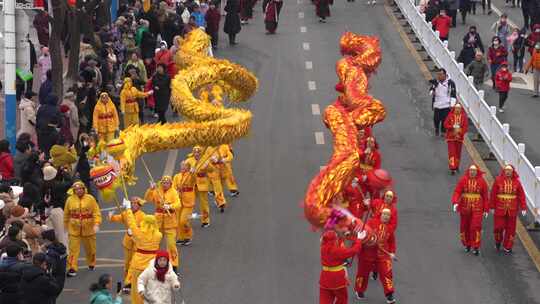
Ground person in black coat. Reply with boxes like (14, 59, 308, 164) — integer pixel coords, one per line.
(224, 0, 242, 45)
(458, 26, 484, 67)
(36, 95, 62, 158)
(152, 64, 171, 124)
(41, 230, 67, 304)
(38, 70, 53, 105)
(19, 253, 62, 304)
(459, 0, 471, 23)
(140, 28, 156, 60)
(39, 165, 73, 214)
(0, 245, 29, 304)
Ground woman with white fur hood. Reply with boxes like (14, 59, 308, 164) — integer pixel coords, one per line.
(137, 250, 180, 304)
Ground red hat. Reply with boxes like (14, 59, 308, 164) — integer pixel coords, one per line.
(155, 250, 169, 260)
(366, 169, 393, 190)
(322, 230, 338, 244)
(335, 83, 345, 93)
(60, 104, 70, 113)
(501, 61, 508, 66)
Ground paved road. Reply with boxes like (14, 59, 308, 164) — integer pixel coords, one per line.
(58, 1, 540, 303)
(442, 1, 540, 168)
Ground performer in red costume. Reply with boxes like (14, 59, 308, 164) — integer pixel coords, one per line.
(451, 165, 489, 255)
(443, 103, 468, 175)
(354, 209, 397, 304)
(319, 230, 364, 304)
(490, 165, 527, 253)
(343, 178, 367, 219)
(357, 127, 378, 151)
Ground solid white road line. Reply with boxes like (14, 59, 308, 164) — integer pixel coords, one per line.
(305, 61, 313, 70)
(164, 149, 179, 177)
(311, 104, 321, 115)
(299, 12, 305, 18)
(315, 132, 325, 145)
(300, 26, 307, 33)
(303, 42, 310, 50)
(308, 81, 317, 91)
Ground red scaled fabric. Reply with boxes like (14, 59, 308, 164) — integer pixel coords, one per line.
(490, 167, 526, 250)
(451, 169, 489, 248)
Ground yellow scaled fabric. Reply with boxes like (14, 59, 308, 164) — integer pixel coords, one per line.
(173, 171, 197, 240)
(93, 95, 119, 138)
(114, 29, 258, 181)
(110, 210, 146, 283)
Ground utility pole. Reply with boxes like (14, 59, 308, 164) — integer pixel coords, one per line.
(4, 0, 17, 152)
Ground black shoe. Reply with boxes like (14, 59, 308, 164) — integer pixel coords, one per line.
(122, 284, 131, 294)
(173, 266, 178, 273)
(450, 170, 456, 175)
(488, 9, 493, 14)
(209, 191, 215, 197)
(355, 291, 366, 299)
(372, 272, 378, 281)
(465, 246, 471, 253)
(495, 243, 501, 251)
(230, 190, 239, 197)
(533, 95, 539, 98)
(180, 239, 192, 246)
(473, 249, 480, 256)
(88, 266, 95, 271)
(386, 293, 396, 304)
(504, 248, 513, 254)
(67, 269, 77, 277)
(219, 206, 225, 213)
(435, 130, 440, 137)
(201, 223, 210, 228)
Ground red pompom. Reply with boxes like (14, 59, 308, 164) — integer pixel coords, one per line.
(335, 83, 345, 93)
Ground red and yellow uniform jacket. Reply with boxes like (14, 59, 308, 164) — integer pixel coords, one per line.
(185, 156, 217, 192)
(215, 144, 234, 169)
(173, 171, 197, 208)
(63, 193, 102, 237)
(452, 171, 489, 214)
(144, 186, 180, 229)
(121, 210, 162, 271)
(319, 232, 362, 290)
(360, 217, 396, 261)
(355, 149, 381, 176)
(490, 169, 526, 217)
(120, 81, 148, 114)
(343, 183, 367, 219)
(110, 209, 146, 250)
(443, 108, 468, 142)
(92, 98, 119, 134)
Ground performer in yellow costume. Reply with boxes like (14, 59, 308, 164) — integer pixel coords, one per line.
(144, 176, 180, 269)
(121, 208, 162, 304)
(93, 92, 119, 142)
(64, 181, 102, 277)
(173, 161, 197, 245)
(108, 197, 146, 288)
(217, 143, 239, 197)
(207, 149, 228, 212)
(186, 146, 213, 227)
(120, 77, 152, 128)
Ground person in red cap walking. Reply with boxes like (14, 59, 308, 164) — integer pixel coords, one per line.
(137, 250, 180, 304)
(451, 165, 489, 255)
(494, 61, 512, 112)
(490, 165, 527, 253)
(319, 230, 363, 304)
(443, 103, 468, 175)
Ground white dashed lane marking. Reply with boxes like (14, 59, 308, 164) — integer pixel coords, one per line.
(311, 104, 321, 115)
(315, 132, 325, 145)
(303, 42, 310, 50)
(299, 12, 305, 18)
(300, 26, 307, 33)
(308, 81, 317, 91)
(305, 61, 313, 70)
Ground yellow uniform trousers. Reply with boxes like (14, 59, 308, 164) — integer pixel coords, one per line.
(209, 174, 227, 207)
(67, 234, 96, 271)
(123, 112, 139, 128)
(177, 206, 194, 240)
(197, 190, 210, 225)
(130, 268, 144, 304)
(122, 246, 134, 284)
(98, 132, 115, 143)
(160, 228, 179, 267)
(220, 163, 238, 191)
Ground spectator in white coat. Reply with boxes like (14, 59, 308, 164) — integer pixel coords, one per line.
(37, 47, 52, 84)
(61, 91, 80, 143)
(18, 92, 38, 145)
(137, 250, 180, 304)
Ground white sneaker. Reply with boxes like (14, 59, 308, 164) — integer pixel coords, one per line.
(372, 0, 377, 4)
(498, 108, 504, 113)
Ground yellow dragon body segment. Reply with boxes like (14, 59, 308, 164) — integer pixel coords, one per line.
(115, 29, 258, 180)
(304, 32, 386, 228)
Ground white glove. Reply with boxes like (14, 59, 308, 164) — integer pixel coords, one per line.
(361, 175, 368, 182)
(127, 228, 133, 236)
(363, 198, 371, 206)
(484, 212, 489, 219)
(190, 167, 196, 173)
(357, 230, 367, 240)
(40, 225, 50, 231)
(389, 253, 397, 261)
(122, 198, 131, 210)
(108, 211, 114, 220)
(522, 210, 527, 217)
(452, 204, 458, 212)
(150, 182, 157, 189)
(164, 203, 171, 210)
(351, 178, 359, 188)
(491, 209, 495, 214)
(211, 156, 218, 163)
(93, 225, 100, 233)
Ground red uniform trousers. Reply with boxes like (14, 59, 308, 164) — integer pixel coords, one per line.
(494, 214, 518, 250)
(319, 287, 348, 304)
(459, 211, 483, 249)
(447, 141, 463, 170)
(355, 257, 394, 296)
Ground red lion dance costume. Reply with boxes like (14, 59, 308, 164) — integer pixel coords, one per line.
(303, 32, 393, 304)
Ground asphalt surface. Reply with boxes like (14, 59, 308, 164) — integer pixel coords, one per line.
(58, 1, 540, 303)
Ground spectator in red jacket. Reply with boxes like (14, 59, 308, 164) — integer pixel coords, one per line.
(494, 62, 512, 112)
(488, 36, 508, 89)
(205, 2, 221, 49)
(0, 140, 14, 182)
(431, 10, 452, 41)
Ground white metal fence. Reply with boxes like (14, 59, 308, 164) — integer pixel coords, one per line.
(394, 0, 540, 214)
